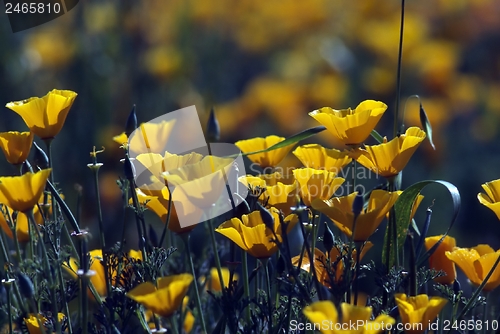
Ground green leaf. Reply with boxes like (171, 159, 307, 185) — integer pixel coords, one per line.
(419, 102, 436, 150)
(382, 180, 460, 269)
(370, 129, 384, 144)
(230, 126, 326, 158)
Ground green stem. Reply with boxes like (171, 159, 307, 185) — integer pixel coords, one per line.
(182, 234, 207, 333)
(263, 259, 272, 334)
(169, 316, 180, 334)
(393, 0, 406, 137)
(242, 250, 251, 323)
(5, 282, 13, 334)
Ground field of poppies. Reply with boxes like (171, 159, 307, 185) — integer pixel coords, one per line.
(1, 1, 500, 334)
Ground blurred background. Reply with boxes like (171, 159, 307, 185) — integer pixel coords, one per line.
(0, 0, 500, 250)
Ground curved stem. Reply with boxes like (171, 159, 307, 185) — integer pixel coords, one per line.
(393, 0, 406, 137)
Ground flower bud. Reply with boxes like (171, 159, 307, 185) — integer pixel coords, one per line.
(124, 156, 136, 180)
(125, 105, 138, 137)
(206, 107, 220, 142)
(33, 142, 49, 170)
(352, 188, 364, 217)
(323, 222, 334, 254)
(17, 272, 34, 299)
(453, 279, 461, 295)
(258, 203, 274, 231)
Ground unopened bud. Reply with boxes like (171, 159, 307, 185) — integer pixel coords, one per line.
(125, 105, 138, 137)
(124, 156, 136, 180)
(453, 279, 461, 295)
(258, 203, 275, 231)
(33, 142, 49, 170)
(206, 107, 220, 142)
(17, 273, 34, 299)
(323, 222, 334, 254)
(352, 188, 364, 216)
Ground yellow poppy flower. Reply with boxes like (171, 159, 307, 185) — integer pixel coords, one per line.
(478, 179, 500, 220)
(446, 245, 500, 291)
(205, 267, 238, 292)
(292, 168, 345, 207)
(135, 188, 196, 234)
(113, 132, 128, 146)
(292, 243, 373, 288)
(303, 300, 395, 334)
(0, 131, 34, 165)
(182, 297, 195, 333)
(128, 120, 177, 155)
(24, 313, 66, 334)
(309, 100, 388, 146)
(424, 235, 457, 284)
(313, 190, 399, 242)
(293, 144, 352, 173)
(263, 182, 299, 216)
(395, 293, 447, 334)
(126, 273, 194, 318)
(0, 169, 52, 213)
(216, 208, 298, 259)
(349, 127, 426, 178)
(235, 135, 295, 168)
(256, 171, 296, 186)
(6, 89, 77, 139)
(238, 175, 267, 190)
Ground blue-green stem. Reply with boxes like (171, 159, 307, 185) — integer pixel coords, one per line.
(393, 0, 406, 137)
(241, 250, 251, 323)
(169, 316, 180, 334)
(181, 233, 207, 333)
(262, 259, 272, 334)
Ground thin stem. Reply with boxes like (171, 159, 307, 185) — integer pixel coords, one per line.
(263, 259, 272, 334)
(182, 234, 207, 333)
(169, 316, 180, 334)
(6, 283, 13, 334)
(241, 250, 251, 323)
(393, 0, 406, 137)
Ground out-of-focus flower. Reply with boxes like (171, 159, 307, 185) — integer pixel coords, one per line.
(303, 300, 395, 334)
(0, 169, 52, 213)
(142, 46, 182, 78)
(183, 297, 194, 333)
(24, 29, 76, 69)
(292, 168, 344, 207)
(293, 144, 352, 172)
(235, 135, 295, 168)
(424, 235, 457, 284)
(446, 245, 500, 291)
(293, 243, 372, 288)
(350, 127, 426, 178)
(24, 313, 66, 334)
(216, 208, 298, 259)
(0, 131, 34, 165)
(395, 293, 447, 334)
(126, 274, 194, 318)
(128, 120, 177, 155)
(205, 267, 238, 292)
(309, 100, 387, 146)
(313, 190, 398, 242)
(6, 90, 77, 139)
(478, 179, 500, 220)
